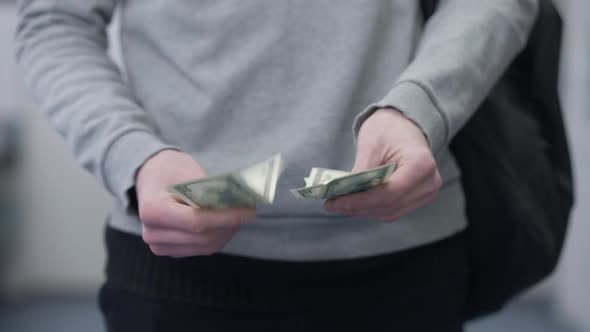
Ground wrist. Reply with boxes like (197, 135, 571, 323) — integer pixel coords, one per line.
(135, 149, 182, 198)
(359, 106, 431, 155)
(370, 107, 424, 134)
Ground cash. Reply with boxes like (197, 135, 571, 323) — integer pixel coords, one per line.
(291, 163, 396, 199)
(167, 154, 284, 209)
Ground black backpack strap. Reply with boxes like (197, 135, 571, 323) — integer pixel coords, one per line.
(419, 0, 573, 319)
(420, 0, 438, 20)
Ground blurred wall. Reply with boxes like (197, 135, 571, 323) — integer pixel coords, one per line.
(554, 0, 590, 331)
(0, 3, 110, 295)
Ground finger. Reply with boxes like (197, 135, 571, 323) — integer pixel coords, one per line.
(142, 212, 242, 250)
(324, 182, 391, 212)
(325, 159, 436, 212)
(148, 223, 239, 256)
(368, 188, 438, 219)
(326, 181, 432, 216)
(324, 181, 416, 215)
(141, 201, 256, 234)
(187, 206, 256, 232)
(142, 226, 212, 246)
(324, 167, 418, 212)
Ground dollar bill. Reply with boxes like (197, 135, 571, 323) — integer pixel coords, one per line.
(306, 167, 351, 186)
(167, 154, 284, 209)
(291, 163, 396, 200)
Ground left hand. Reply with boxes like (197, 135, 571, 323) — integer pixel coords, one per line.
(324, 107, 443, 222)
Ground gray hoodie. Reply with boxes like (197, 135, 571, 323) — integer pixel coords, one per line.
(15, 0, 538, 260)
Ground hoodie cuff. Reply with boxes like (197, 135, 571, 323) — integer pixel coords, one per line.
(353, 81, 449, 155)
(101, 130, 179, 210)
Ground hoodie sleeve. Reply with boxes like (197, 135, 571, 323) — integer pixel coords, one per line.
(353, 0, 539, 155)
(15, 0, 179, 210)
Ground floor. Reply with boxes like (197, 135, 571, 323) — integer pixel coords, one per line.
(0, 295, 582, 332)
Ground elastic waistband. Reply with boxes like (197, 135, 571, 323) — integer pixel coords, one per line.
(104, 226, 465, 311)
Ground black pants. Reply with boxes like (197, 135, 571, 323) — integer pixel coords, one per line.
(99, 228, 468, 332)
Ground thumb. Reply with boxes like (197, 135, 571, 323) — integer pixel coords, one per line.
(352, 142, 383, 173)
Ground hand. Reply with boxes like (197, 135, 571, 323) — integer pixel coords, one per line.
(135, 150, 256, 257)
(324, 108, 442, 222)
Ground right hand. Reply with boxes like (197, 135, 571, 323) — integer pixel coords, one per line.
(135, 150, 256, 257)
